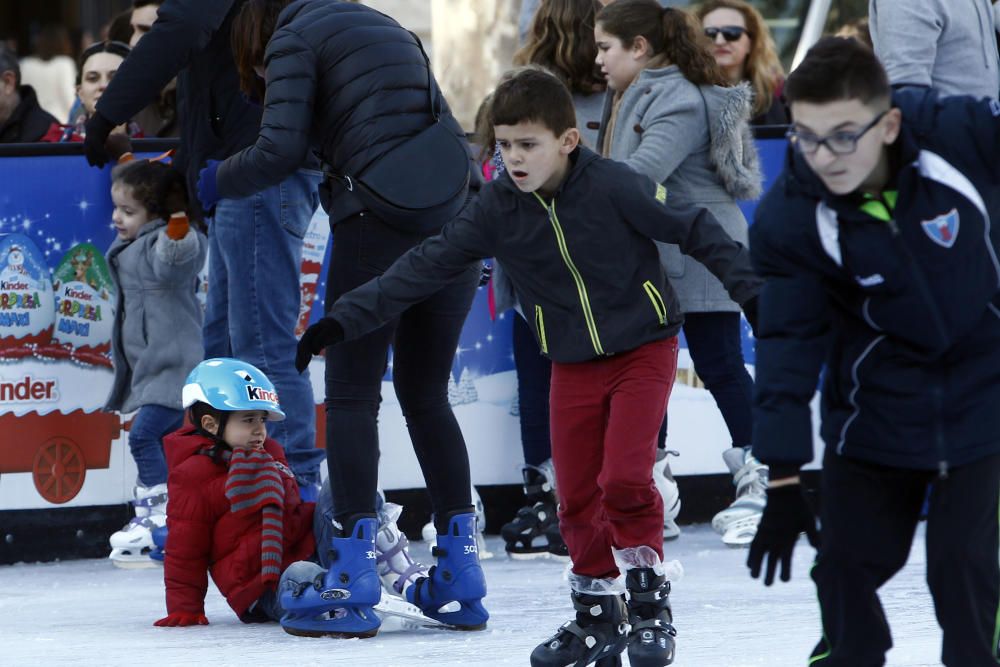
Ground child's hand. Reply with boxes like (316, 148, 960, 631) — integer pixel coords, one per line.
(154, 611, 209, 627)
(295, 317, 345, 373)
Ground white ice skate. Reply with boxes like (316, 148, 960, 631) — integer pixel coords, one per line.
(652, 449, 681, 540)
(712, 447, 769, 548)
(376, 501, 430, 596)
(421, 485, 493, 559)
(109, 483, 167, 568)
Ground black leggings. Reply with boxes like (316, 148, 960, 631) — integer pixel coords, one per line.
(323, 214, 479, 528)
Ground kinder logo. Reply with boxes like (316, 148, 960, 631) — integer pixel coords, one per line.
(246, 385, 279, 404)
(0, 375, 58, 403)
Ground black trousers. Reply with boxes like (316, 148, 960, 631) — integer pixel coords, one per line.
(323, 214, 479, 529)
(810, 448, 1000, 666)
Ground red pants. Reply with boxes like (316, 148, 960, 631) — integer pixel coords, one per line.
(550, 337, 679, 579)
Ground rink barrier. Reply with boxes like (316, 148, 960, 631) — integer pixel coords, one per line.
(0, 132, 795, 564)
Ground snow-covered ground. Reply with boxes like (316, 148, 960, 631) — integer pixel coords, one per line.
(0, 524, 941, 667)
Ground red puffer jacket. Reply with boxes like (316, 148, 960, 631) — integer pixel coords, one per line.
(162, 427, 316, 619)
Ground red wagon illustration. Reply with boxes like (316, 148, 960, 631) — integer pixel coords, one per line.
(0, 408, 121, 504)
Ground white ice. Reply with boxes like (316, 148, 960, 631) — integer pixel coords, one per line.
(0, 524, 940, 667)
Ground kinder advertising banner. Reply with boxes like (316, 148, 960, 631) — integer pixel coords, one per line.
(0, 139, 809, 511)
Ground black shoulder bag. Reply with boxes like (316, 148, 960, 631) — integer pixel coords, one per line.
(327, 33, 470, 232)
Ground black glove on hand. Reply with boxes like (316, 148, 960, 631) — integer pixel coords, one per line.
(83, 111, 115, 167)
(295, 317, 345, 373)
(747, 483, 819, 586)
(742, 295, 759, 336)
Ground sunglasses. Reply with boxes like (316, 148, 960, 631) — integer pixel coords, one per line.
(704, 26, 750, 42)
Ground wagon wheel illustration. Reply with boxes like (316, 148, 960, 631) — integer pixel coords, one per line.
(32, 437, 86, 504)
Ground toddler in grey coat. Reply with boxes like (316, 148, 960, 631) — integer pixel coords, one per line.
(104, 157, 207, 569)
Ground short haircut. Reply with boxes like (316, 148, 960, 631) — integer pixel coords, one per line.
(489, 68, 576, 136)
(0, 45, 20, 85)
(785, 37, 889, 107)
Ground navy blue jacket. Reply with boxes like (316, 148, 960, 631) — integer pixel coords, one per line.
(330, 147, 761, 363)
(751, 89, 1000, 472)
(95, 0, 262, 197)
(215, 0, 469, 222)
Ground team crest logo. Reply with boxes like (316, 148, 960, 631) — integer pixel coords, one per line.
(920, 209, 959, 249)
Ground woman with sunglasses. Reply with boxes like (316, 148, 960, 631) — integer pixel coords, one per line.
(595, 0, 765, 556)
(696, 0, 788, 126)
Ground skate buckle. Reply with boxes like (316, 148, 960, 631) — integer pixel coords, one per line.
(320, 588, 352, 601)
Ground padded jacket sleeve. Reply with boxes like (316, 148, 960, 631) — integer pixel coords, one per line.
(215, 27, 317, 199)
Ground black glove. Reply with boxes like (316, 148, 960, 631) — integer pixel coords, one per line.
(83, 111, 116, 167)
(742, 295, 759, 336)
(747, 483, 819, 585)
(295, 317, 345, 373)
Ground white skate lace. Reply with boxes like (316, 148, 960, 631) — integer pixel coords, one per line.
(376, 503, 428, 595)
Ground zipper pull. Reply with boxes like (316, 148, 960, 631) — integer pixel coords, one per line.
(937, 460, 949, 480)
(886, 218, 901, 237)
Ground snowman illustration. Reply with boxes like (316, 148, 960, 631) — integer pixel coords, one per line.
(0, 245, 31, 288)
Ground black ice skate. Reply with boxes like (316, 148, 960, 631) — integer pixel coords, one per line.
(625, 568, 677, 667)
(530, 589, 629, 667)
(501, 461, 562, 559)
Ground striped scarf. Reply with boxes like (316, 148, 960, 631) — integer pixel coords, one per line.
(224, 448, 286, 588)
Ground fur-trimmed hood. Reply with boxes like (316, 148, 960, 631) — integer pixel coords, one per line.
(702, 81, 763, 200)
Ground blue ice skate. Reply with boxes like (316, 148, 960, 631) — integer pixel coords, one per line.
(405, 511, 489, 630)
(149, 526, 168, 563)
(279, 517, 382, 638)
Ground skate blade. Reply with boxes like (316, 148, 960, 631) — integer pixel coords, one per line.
(281, 625, 379, 639)
(375, 593, 446, 630)
(506, 548, 552, 561)
(109, 557, 160, 569)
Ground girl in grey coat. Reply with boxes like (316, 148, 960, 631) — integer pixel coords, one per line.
(104, 158, 208, 568)
(595, 0, 766, 548)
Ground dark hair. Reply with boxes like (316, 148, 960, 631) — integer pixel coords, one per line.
(490, 68, 577, 137)
(232, 0, 292, 100)
(32, 25, 72, 61)
(107, 11, 135, 45)
(513, 0, 606, 96)
(0, 44, 19, 85)
(132, 0, 161, 7)
(78, 41, 131, 85)
(110, 159, 191, 220)
(596, 0, 726, 87)
(189, 402, 231, 464)
(784, 37, 889, 107)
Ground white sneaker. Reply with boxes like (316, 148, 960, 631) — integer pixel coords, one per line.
(712, 447, 768, 547)
(109, 483, 167, 568)
(375, 502, 429, 596)
(421, 485, 494, 559)
(652, 449, 681, 540)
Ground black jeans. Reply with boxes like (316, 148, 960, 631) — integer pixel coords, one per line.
(810, 448, 1000, 666)
(323, 214, 479, 528)
(512, 314, 552, 467)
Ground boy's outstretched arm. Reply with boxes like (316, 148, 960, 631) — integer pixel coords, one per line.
(295, 201, 495, 371)
(616, 172, 762, 309)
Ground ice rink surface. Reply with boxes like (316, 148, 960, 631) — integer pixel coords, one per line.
(0, 524, 941, 667)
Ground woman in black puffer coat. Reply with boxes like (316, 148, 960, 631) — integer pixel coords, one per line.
(209, 0, 486, 632)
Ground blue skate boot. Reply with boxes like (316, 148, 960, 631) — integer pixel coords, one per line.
(149, 525, 168, 563)
(279, 516, 382, 638)
(405, 511, 489, 629)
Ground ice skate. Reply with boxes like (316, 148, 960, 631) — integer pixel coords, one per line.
(501, 460, 563, 559)
(652, 450, 681, 540)
(618, 547, 677, 667)
(529, 576, 628, 667)
(422, 484, 493, 559)
(108, 483, 167, 569)
(711, 447, 768, 548)
(279, 517, 382, 638)
(375, 501, 429, 596)
(545, 520, 570, 560)
(149, 525, 168, 563)
(406, 511, 489, 630)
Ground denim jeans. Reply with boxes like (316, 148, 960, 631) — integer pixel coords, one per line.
(203, 169, 326, 483)
(512, 313, 552, 467)
(128, 404, 184, 487)
(324, 214, 479, 527)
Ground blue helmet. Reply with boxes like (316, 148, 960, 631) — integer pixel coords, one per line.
(182, 358, 285, 421)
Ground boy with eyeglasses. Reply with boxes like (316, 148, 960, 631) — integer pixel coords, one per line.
(747, 37, 1000, 666)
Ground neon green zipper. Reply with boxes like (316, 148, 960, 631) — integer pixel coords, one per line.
(642, 281, 667, 325)
(533, 192, 604, 356)
(534, 305, 548, 354)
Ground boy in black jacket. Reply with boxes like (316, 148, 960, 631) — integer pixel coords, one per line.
(747, 38, 1000, 667)
(296, 68, 760, 667)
